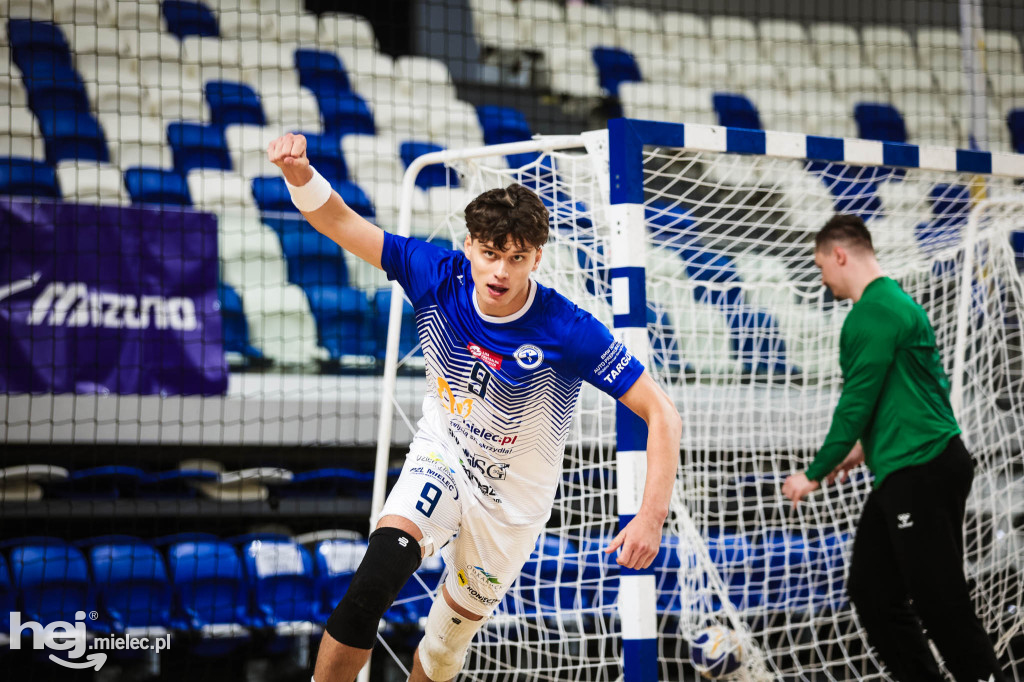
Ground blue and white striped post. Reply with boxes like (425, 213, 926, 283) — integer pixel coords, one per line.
(606, 120, 659, 682)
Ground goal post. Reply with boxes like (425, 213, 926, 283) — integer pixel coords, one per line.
(378, 119, 1024, 681)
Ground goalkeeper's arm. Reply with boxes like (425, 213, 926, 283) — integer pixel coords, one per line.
(268, 132, 385, 270)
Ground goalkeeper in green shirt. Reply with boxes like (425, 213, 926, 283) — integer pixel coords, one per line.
(782, 214, 1006, 682)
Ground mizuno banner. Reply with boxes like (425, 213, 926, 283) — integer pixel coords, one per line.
(0, 200, 228, 395)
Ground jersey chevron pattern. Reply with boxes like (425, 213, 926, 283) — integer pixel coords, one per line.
(381, 233, 645, 523)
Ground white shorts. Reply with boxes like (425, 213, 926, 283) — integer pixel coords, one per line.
(379, 440, 546, 617)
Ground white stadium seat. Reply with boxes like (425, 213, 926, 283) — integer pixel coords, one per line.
(86, 81, 151, 117)
(710, 15, 760, 66)
(216, 9, 270, 40)
(518, 0, 565, 52)
(663, 11, 708, 39)
(468, 0, 519, 53)
(394, 56, 458, 103)
(224, 123, 287, 178)
(758, 19, 814, 67)
(612, 6, 661, 59)
(990, 74, 1024, 100)
(6, 0, 54, 20)
(808, 22, 864, 68)
(55, 161, 130, 205)
(0, 74, 28, 108)
(428, 100, 486, 150)
(61, 24, 121, 56)
(260, 86, 321, 132)
(371, 98, 434, 142)
(145, 82, 208, 122)
(861, 25, 917, 70)
(337, 48, 396, 101)
(318, 12, 378, 51)
(0, 106, 45, 159)
(832, 66, 889, 104)
(986, 31, 1024, 76)
(182, 36, 244, 69)
(565, 3, 616, 49)
(113, 0, 164, 32)
(241, 283, 325, 365)
(342, 134, 407, 188)
(187, 169, 257, 210)
(119, 30, 181, 61)
(780, 65, 832, 93)
(53, 0, 117, 26)
(218, 214, 289, 291)
(915, 27, 961, 72)
(729, 63, 784, 91)
(273, 13, 319, 44)
(99, 114, 175, 170)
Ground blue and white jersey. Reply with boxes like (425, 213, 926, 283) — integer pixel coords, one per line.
(381, 233, 645, 524)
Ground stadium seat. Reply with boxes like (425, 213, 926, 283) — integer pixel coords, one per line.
(373, 289, 420, 360)
(0, 464, 69, 502)
(394, 56, 457, 103)
(217, 282, 269, 367)
(37, 111, 108, 164)
(260, 85, 323, 132)
(186, 169, 255, 210)
(313, 537, 366, 622)
(400, 141, 459, 189)
(123, 167, 191, 205)
(167, 122, 232, 175)
(0, 553, 13, 645)
(90, 541, 176, 634)
(45, 465, 145, 499)
(757, 19, 813, 68)
(162, 0, 219, 39)
(21, 59, 89, 113)
(166, 539, 253, 654)
(318, 91, 374, 137)
(299, 132, 348, 184)
(0, 157, 60, 197)
(705, 529, 763, 611)
(251, 176, 298, 214)
(273, 12, 318, 44)
(1009, 110, 1024, 154)
(516, 535, 580, 614)
(7, 18, 70, 59)
(427, 100, 486, 150)
(276, 467, 374, 498)
(237, 538, 319, 645)
(591, 47, 643, 98)
(854, 103, 908, 143)
(305, 286, 376, 360)
(279, 225, 349, 287)
(10, 540, 95, 626)
(861, 25, 917, 71)
(136, 466, 221, 498)
(205, 81, 266, 127)
(317, 12, 378, 51)
(808, 21, 864, 68)
(712, 93, 762, 130)
(295, 49, 350, 97)
(389, 551, 444, 625)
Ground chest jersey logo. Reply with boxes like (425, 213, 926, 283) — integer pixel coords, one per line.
(514, 344, 544, 370)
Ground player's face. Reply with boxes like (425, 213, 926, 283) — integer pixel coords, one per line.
(464, 236, 542, 317)
(814, 246, 847, 299)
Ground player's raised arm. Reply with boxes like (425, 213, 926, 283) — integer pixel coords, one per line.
(267, 132, 384, 270)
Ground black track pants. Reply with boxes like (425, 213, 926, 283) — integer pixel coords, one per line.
(847, 436, 1006, 682)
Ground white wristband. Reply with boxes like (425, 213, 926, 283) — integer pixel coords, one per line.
(285, 166, 333, 212)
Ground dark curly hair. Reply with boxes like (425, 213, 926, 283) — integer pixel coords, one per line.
(464, 183, 549, 251)
(815, 214, 874, 253)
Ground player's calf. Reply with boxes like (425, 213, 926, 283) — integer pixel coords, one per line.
(325, 527, 422, 648)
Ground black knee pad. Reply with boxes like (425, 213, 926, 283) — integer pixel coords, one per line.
(326, 527, 422, 649)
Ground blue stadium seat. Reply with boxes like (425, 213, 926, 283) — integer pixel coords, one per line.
(652, 535, 683, 614)
(854, 103, 908, 143)
(7, 19, 70, 60)
(10, 540, 94, 626)
(304, 286, 376, 360)
(705, 529, 762, 611)
(275, 468, 374, 498)
(809, 532, 851, 611)
(337, 180, 374, 218)
(0, 158, 60, 198)
(517, 535, 580, 614)
(251, 176, 298, 214)
(295, 49, 351, 98)
(0, 553, 14, 641)
(313, 538, 366, 622)
(205, 81, 266, 127)
(761, 530, 814, 612)
(916, 184, 971, 262)
(279, 227, 349, 288)
(591, 47, 642, 97)
(38, 112, 109, 164)
(137, 468, 219, 498)
(318, 91, 374, 137)
(400, 142, 459, 189)
(237, 538, 318, 639)
(713, 93, 762, 130)
(373, 289, 420, 360)
(167, 122, 232, 174)
(124, 168, 192, 205)
(166, 540, 253, 654)
(576, 535, 619, 612)
(90, 541, 176, 634)
(807, 161, 884, 223)
(477, 105, 532, 145)
(162, 0, 220, 39)
(302, 132, 348, 184)
(21, 59, 89, 112)
(389, 552, 443, 625)
(217, 282, 268, 365)
(45, 466, 144, 499)
(1009, 109, 1024, 154)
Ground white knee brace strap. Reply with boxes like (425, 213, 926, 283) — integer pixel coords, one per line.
(419, 597, 486, 681)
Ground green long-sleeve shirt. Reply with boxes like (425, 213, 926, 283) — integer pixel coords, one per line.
(805, 277, 961, 488)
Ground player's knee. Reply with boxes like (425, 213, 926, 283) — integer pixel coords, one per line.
(418, 597, 486, 681)
(325, 527, 422, 649)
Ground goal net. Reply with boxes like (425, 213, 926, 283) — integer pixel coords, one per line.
(382, 123, 1024, 681)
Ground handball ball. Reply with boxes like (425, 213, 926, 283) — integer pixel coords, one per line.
(690, 625, 743, 679)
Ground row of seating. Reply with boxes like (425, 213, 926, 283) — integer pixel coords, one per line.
(3, 0, 369, 48)
(0, 528, 852, 651)
(0, 462, 396, 502)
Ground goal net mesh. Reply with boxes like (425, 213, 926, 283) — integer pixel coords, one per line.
(386, 138, 1024, 681)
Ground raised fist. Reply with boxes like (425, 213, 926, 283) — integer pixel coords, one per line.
(267, 132, 313, 185)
